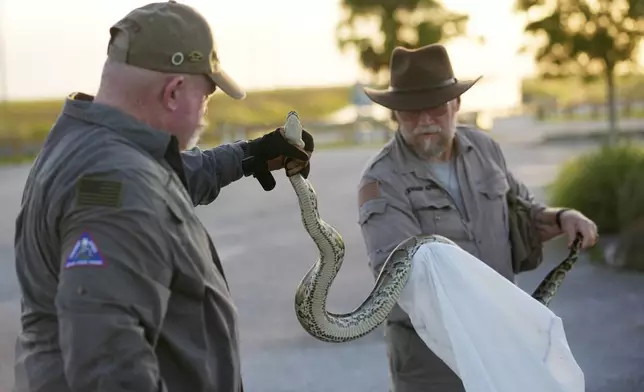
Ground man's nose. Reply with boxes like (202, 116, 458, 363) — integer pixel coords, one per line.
(417, 111, 435, 125)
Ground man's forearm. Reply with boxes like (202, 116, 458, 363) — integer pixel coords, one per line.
(181, 142, 246, 206)
(534, 207, 568, 242)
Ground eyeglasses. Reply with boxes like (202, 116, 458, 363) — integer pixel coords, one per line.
(396, 102, 449, 122)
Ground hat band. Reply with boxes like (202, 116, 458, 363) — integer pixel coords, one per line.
(108, 44, 215, 74)
(390, 77, 457, 93)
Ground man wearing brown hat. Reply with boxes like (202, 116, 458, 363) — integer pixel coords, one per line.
(356, 44, 598, 391)
(12, 1, 312, 392)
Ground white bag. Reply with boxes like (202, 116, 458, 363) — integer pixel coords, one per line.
(396, 241, 584, 392)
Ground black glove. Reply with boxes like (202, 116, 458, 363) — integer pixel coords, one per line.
(242, 128, 315, 191)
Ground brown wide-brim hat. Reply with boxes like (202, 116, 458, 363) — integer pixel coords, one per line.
(364, 44, 481, 111)
(107, 1, 245, 100)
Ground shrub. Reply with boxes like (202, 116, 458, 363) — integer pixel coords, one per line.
(612, 217, 644, 271)
(548, 142, 644, 235)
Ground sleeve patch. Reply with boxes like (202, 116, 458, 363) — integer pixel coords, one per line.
(76, 178, 123, 208)
(358, 181, 380, 207)
(65, 232, 106, 268)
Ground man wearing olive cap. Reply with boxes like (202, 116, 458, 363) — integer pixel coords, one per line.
(13, 1, 313, 391)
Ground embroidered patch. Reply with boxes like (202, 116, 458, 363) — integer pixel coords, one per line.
(76, 177, 123, 208)
(64, 233, 105, 268)
(358, 181, 380, 207)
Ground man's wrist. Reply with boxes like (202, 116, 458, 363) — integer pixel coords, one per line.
(555, 208, 572, 229)
(239, 141, 254, 177)
(535, 207, 572, 228)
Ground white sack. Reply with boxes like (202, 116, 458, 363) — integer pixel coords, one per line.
(396, 241, 584, 392)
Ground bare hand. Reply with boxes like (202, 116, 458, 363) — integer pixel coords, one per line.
(560, 210, 598, 249)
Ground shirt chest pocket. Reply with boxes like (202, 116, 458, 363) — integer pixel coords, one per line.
(163, 183, 223, 295)
(407, 187, 468, 241)
(164, 183, 212, 262)
(475, 172, 510, 235)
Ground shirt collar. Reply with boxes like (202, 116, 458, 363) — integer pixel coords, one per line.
(61, 92, 175, 161)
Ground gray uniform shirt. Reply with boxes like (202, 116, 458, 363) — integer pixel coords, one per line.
(13, 93, 247, 392)
(358, 126, 544, 324)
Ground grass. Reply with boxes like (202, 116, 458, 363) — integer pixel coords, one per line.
(199, 139, 387, 151)
(2, 74, 643, 164)
(0, 85, 353, 146)
(541, 108, 644, 123)
(2, 138, 388, 168)
(0, 154, 37, 166)
(521, 74, 644, 106)
(205, 85, 352, 125)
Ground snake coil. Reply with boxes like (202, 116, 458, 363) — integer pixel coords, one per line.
(282, 111, 582, 343)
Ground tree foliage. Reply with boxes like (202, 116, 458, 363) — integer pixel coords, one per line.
(336, 0, 472, 84)
(516, 0, 643, 78)
(515, 0, 644, 142)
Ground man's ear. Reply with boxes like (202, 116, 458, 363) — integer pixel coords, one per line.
(391, 110, 400, 124)
(454, 96, 461, 111)
(162, 75, 185, 111)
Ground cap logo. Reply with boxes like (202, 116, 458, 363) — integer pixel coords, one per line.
(188, 51, 203, 62)
(171, 52, 184, 66)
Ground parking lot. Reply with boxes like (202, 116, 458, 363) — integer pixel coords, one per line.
(0, 140, 643, 391)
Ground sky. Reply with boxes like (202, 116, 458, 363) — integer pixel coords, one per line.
(1, 0, 542, 111)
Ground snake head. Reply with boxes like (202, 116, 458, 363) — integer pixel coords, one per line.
(284, 111, 305, 149)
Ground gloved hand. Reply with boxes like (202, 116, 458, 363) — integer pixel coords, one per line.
(242, 127, 314, 191)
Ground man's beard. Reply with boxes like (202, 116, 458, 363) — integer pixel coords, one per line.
(185, 117, 209, 150)
(410, 124, 448, 160)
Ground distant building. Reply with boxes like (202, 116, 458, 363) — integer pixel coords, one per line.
(351, 82, 373, 107)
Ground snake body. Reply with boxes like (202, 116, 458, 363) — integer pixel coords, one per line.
(283, 111, 582, 343)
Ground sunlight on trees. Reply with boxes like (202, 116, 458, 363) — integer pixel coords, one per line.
(515, 0, 644, 144)
(335, 0, 481, 85)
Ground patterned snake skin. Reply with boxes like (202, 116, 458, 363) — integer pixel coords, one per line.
(283, 111, 583, 343)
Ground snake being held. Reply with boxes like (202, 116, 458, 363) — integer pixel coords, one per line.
(282, 111, 583, 343)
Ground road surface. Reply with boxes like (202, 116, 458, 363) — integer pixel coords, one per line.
(0, 139, 642, 392)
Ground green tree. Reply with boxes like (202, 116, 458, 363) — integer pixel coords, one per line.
(336, 0, 474, 85)
(515, 0, 644, 144)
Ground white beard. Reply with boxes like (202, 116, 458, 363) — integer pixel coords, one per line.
(185, 117, 208, 150)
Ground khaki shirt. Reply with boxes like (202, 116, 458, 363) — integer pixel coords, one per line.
(358, 126, 544, 324)
(14, 93, 246, 392)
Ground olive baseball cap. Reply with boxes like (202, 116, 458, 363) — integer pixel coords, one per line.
(107, 0, 245, 100)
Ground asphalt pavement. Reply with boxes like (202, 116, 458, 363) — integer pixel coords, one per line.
(0, 139, 642, 392)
